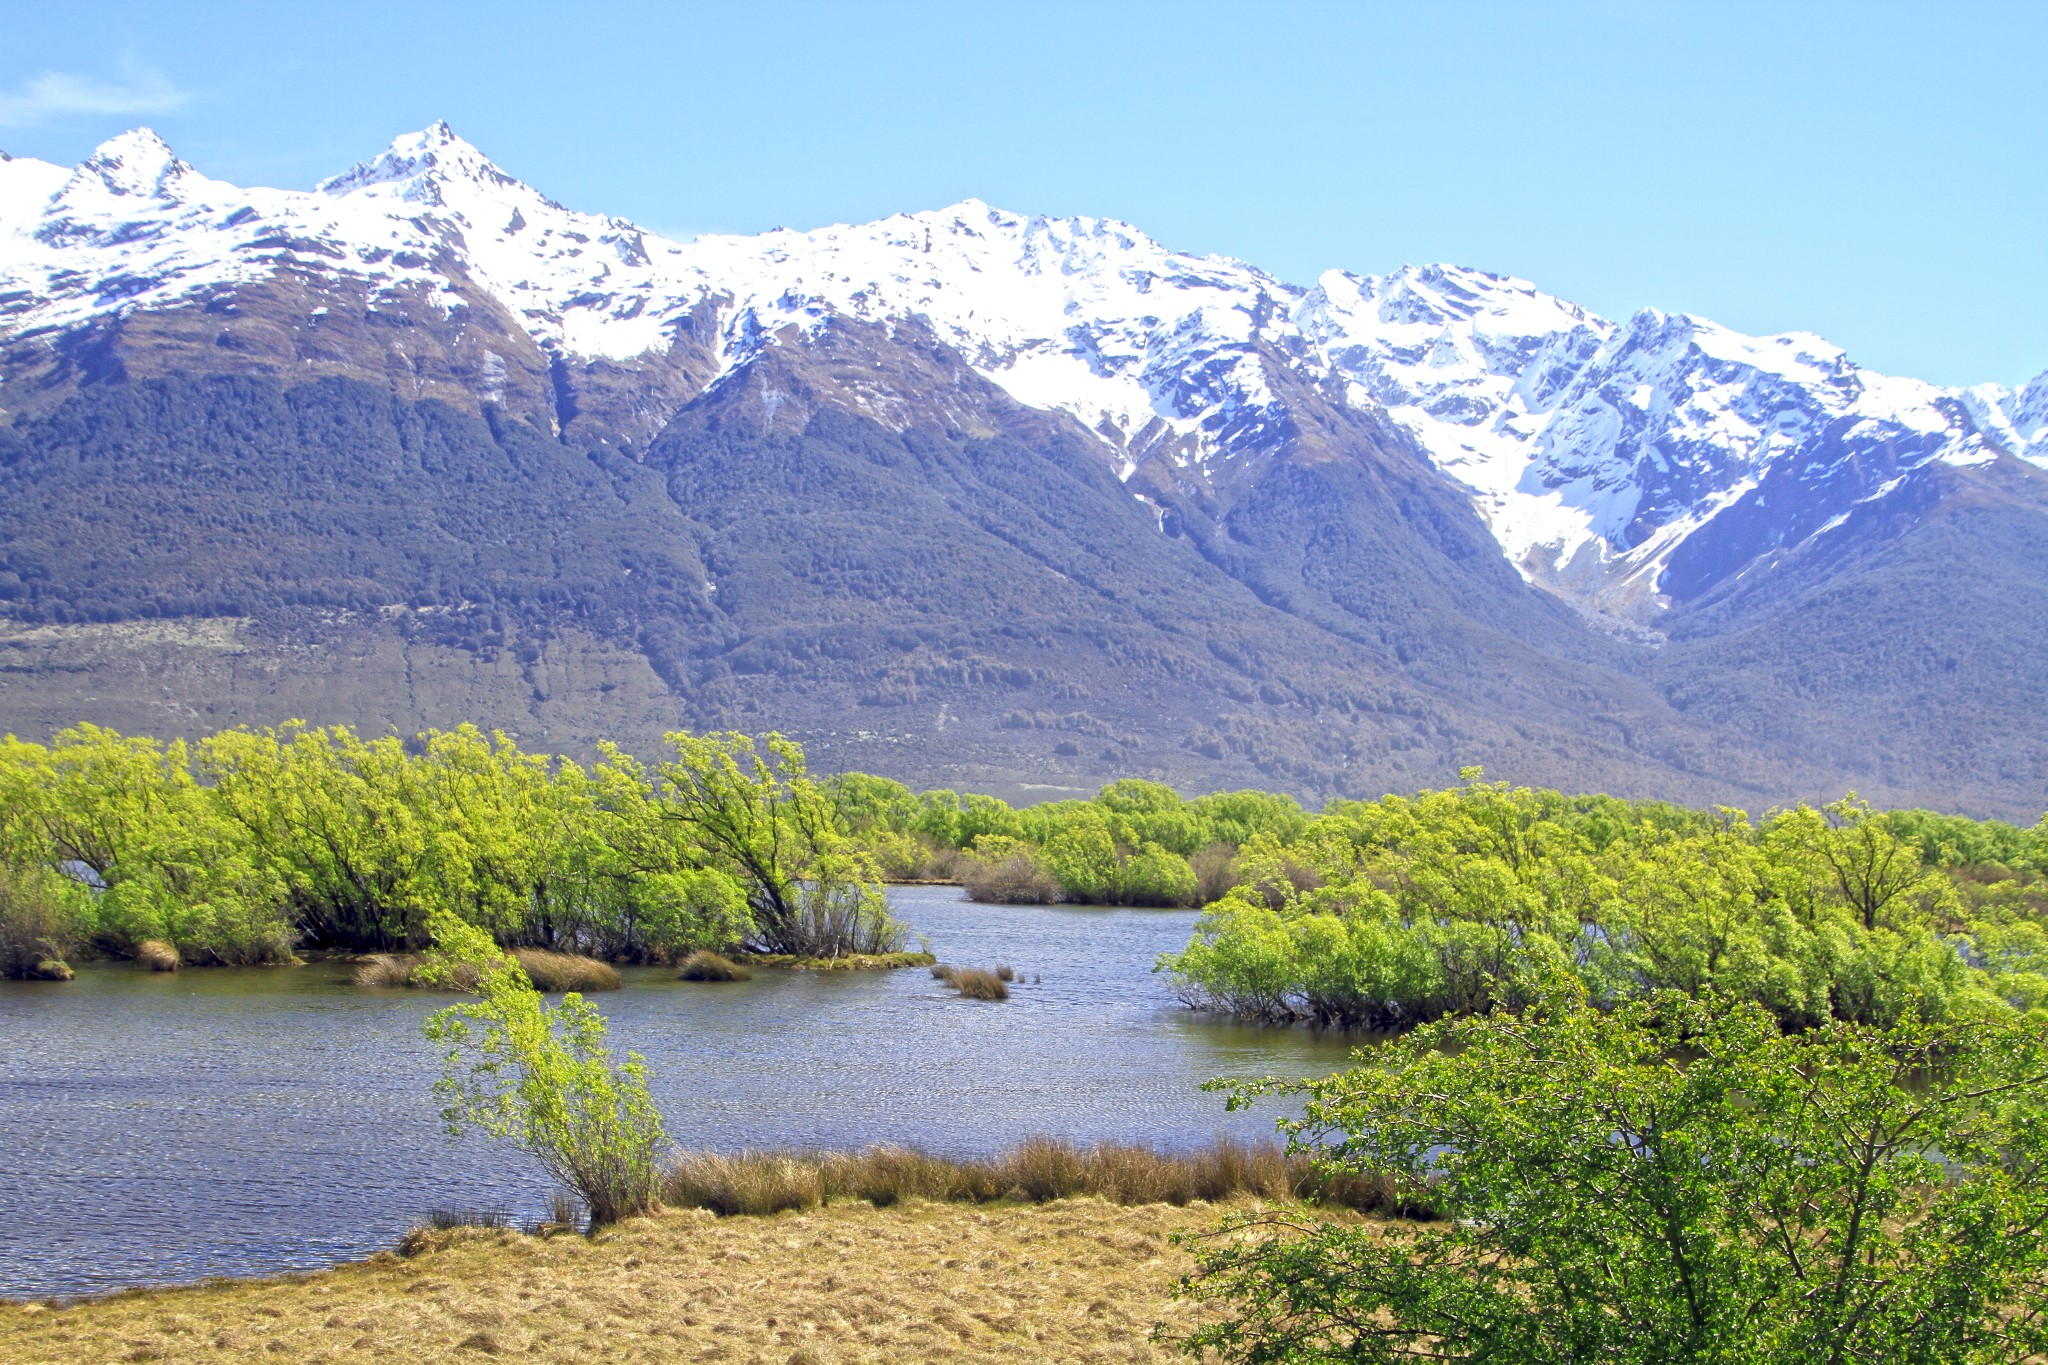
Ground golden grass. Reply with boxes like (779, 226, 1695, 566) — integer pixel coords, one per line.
(134, 940, 180, 973)
(0, 1198, 1308, 1364)
(661, 1138, 1433, 1219)
(512, 950, 622, 994)
(676, 951, 752, 982)
(351, 950, 623, 992)
(935, 965, 1009, 1001)
(350, 953, 413, 988)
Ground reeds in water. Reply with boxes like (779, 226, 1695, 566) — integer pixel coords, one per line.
(951, 967, 1009, 1000)
(930, 963, 1012, 1000)
(135, 939, 180, 972)
(352, 952, 416, 988)
(677, 951, 752, 982)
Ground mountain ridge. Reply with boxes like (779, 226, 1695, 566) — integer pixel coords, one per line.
(0, 124, 2042, 817)
(6, 122, 2041, 631)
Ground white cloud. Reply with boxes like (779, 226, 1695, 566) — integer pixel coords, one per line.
(0, 65, 188, 130)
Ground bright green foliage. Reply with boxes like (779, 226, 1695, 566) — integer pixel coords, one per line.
(636, 731, 906, 957)
(1121, 842, 1200, 907)
(1176, 990, 2048, 1364)
(1161, 775, 2042, 1029)
(1042, 818, 1122, 903)
(0, 721, 885, 964)
(420, 910, 665, 1228)
(0, 860, 90, 978)
(0, 725, 293, 963)
(840, 777, 1252, 906)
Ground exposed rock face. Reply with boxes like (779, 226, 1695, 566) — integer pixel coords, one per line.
(1, 126, 2043, 816)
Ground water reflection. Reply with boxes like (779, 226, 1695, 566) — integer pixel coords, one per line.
(0, 886, 1361, 1298)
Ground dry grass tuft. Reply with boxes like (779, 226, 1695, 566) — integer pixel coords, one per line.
(351, 953, 419, 988)
(993, 962, 1016, 982)
(510, 950, 620, 993)
(950, 967, 1009, 1001)
(664, 1152, 825, 1217)
(352, 949, 621, 993)
(135, 940, 180, 972)
(676, 950, 752, 982)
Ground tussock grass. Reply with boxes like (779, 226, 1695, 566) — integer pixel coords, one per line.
(351, 949, 622, 992)
(951, 966, 1010, 1000)
(511, 950, 621, 993)
(676, 950, 751, 982)
(1, 1199, 1284, 1363)
(397, 1209, 512, 1255)
(931, 962, 1018, 999)
(661, 1138, 1436, 1219)
(135, 940, 180, 972)
(351, 953, 418, 988)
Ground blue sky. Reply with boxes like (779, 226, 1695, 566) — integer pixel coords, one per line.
(1, 0, 2041, 388)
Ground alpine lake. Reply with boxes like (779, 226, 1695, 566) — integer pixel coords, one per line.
(0, 886, 1362, 1300)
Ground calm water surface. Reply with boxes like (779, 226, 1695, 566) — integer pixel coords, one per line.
(0, 887, 1361, 1298)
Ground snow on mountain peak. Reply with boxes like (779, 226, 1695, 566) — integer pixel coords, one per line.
(71, 128, 193, 200)
(0, 153, 68, 237)
(316, 121, 533, 207)
(1292, 260, 2013, 615)
(0, 125, 2036, 623)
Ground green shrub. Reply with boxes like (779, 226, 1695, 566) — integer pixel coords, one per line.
(420, 912, 666, 1228)
(960, 836, 1062, 903)
(1176, 990, 2048, 1363)
(0, 862, 82, 980)
(1119, 842, 1198, 907)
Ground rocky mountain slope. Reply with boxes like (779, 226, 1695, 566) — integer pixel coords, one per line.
(0, 126, 2041, 815)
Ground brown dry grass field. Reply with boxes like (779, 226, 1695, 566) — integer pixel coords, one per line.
(0, 1197, 1345, 1364)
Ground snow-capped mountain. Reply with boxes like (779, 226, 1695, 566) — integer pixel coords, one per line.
(2, 123, 2042, 626)
(1297, 266, 2040, 617)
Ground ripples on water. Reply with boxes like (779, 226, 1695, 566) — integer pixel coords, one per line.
(0, 887, 1363, 1298)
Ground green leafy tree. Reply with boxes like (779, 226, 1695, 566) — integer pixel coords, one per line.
(1042, 818, 1121, 903)
(1176, 989, 2048, 1364)
(635, 731, 905, 957)
(420, 910, 666, 1228)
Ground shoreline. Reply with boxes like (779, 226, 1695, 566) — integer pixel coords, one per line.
(0, 1197, 1358, 1362)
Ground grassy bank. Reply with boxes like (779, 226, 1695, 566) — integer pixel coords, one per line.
(0, 1198, 1351, 1364)
(659, 1138, 1431, 1218)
